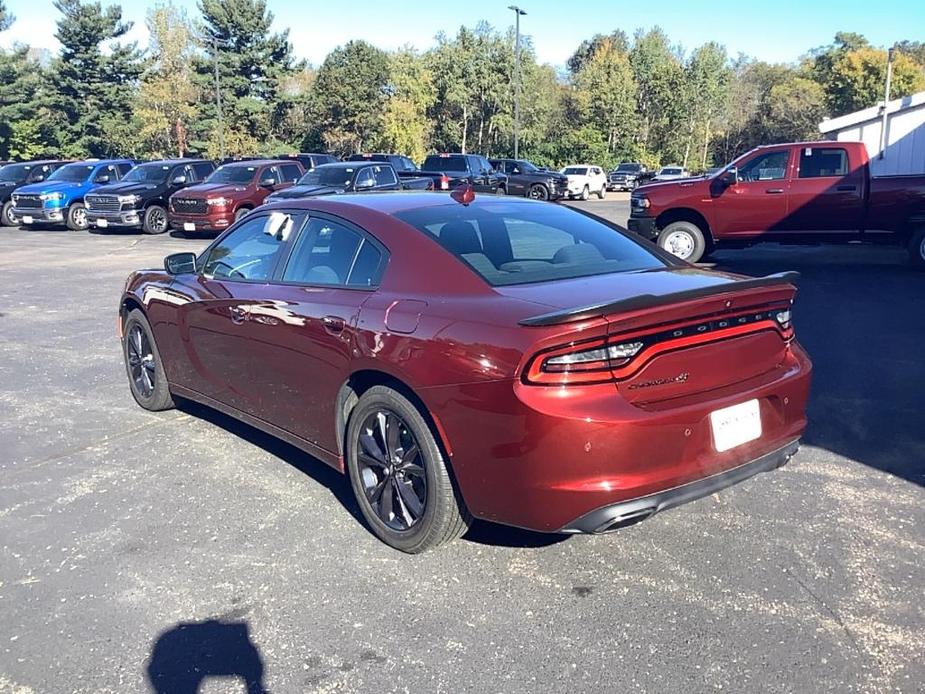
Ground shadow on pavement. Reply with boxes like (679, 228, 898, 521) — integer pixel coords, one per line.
(147, 619, 266, 693)
(176, 399, 566, 549)
(711, 245, 925, 487)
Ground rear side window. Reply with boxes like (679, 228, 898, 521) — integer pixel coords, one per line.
(193, 162, 215, 180)
(373, 165, 397, 186)
(280, 164, 302, 183)
(283, 217, 384, 287)
(395, 201, 666, 287)
(799, 148, 849, 178)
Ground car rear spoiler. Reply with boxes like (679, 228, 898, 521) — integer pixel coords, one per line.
(519, 271, 800, 327)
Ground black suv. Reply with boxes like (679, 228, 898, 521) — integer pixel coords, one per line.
(489, 158, 568, 201)
(85, 159, 215, 234)
(607, 162, 651, 192)
(0, 160, 70, 226)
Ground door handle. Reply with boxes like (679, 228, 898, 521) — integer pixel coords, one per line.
(230, 306, 247, 325)
(322, 315, 346, 335)
(836, 185, 857, 192)
(765, 188, 784, 194)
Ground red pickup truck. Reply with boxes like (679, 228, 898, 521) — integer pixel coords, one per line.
(628, 141, 925, 267)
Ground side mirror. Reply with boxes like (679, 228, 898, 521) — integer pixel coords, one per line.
(171, 175, 187, 185)
(355, 177, 375, 190)
(259, 177, 276, 188)
(164, 252, 197, 275)
(96, 175, 111, 184)
(723, 167, 739, 186)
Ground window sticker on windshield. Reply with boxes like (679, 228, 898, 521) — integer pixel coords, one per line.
(805, 148, 813, 156)
(264, 212, 293, 241)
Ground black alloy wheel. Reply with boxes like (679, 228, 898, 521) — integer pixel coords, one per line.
(126, 323, 156, 399)
(529, 184, 550, 201)
(356, 409, 427, 531)
(143, 205, 169, 234)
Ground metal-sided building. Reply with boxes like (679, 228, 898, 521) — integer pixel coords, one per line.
(819, 90, 925, 176)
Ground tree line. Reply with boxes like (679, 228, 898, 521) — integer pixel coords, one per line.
(1, 0, 923, 171)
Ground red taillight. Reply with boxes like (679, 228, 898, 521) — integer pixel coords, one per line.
(439, 174, 449, 190)
(525, 338, 644, 385)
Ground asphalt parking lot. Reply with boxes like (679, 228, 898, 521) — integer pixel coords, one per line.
(1, 199, 923, 693)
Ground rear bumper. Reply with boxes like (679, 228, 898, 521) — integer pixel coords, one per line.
(168, 212, 232, 232)
(628, 215, 658, 240)
(87, 209, 142, 228)
(560, 439, 799, 533)
(423, 342, 812, 533)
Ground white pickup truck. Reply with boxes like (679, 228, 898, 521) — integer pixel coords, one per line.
(560, 164, 607, 200)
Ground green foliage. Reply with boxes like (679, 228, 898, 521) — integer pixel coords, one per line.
(193, 0, 295, 153)
(809, 34, 925, 116)
(0, 0, 13, 31)
(308, 40, 390, 156)
(50, 0, 143, 157)
(134, 2, 199, 158)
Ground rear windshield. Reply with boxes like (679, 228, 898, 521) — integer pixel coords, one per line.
(394, 201, 665, 286)
(206, 166, 257, 184)
(423, 155, 468, 172)
(48, 164, 95, 182)
(299, 166, 356, 187)
(660, 167, 683, 175)
(122, 163, 171, 183)
(0, 164, 31, 181)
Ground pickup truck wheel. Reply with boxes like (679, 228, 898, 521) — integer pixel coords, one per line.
(657, 221, 707, 263)
(495, 185, 506, 196)
(909, 227, 925, 269)
(1, 200, 17, 227)
(66, 202, 88, 231)
(234, 207, 251, 222)
(142, 205, 169, 235)
(580, 185, 590, 201)
(528, 184, 549, 201)
(597, 185, 606, 200)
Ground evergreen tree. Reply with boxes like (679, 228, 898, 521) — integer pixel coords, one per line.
(0, 1, 13, 31)
(50, 0, 143, 157)
(193, 0, 295, 157)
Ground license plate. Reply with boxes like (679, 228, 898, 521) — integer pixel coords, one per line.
(710, 399, 761, 452)
(22, 215, 33, 224)
(96, 218, 108, 228)
(183, 222, 196, 231)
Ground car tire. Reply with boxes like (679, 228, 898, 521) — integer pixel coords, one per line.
(495, 185, 506, 196)
(657, 221, 708, 263)
(122, 308, 174, 412)
(528, 184, 550, 201)
(142, 204, 169, 235)
(909, 227, 925, 270)
(234, 207, 251, 222)
(597, 185, 606, 200)
(581, 185, 590, 201)
(1, 200, 17, 227)
(346, 385, 471, 553)
(66, 202, 88, 231)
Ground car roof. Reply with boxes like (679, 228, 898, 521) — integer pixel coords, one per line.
(264, 190, 540, 216)
(316, 161, 373, 169)
(137, 158, 211, 166)
(218, 159, 287, 168)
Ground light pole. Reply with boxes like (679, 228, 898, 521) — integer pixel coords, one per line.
(211, 37, 225, 160)
(508, 5, 526, 160)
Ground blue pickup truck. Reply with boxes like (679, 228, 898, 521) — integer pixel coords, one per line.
(11, 159, 136, 230)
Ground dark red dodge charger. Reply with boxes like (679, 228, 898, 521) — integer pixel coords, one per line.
(119, 191, 811, 552)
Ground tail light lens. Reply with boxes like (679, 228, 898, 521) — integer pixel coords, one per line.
(439, 175, 449, 190)
(526, 338, 644, 385)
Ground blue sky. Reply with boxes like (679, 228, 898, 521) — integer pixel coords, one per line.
(1, 0, 922, 67)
